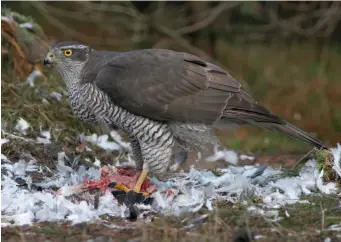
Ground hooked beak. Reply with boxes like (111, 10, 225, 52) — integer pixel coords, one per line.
(43, 51, 54, 67)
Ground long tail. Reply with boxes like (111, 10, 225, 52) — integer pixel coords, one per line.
(220, 90, 328, 150)
(221, 108, 328, 150)
(253, 121, 328, 150)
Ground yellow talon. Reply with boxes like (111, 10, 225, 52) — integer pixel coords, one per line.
(108, 169, 150, 197)
(109, 182, 130, 193)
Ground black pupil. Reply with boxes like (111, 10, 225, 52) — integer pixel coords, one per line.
(66, 50, 70, 55)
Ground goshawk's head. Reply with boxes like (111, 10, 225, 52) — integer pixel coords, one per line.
(44, 41, 91, 79)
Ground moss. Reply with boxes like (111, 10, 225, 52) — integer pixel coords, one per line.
(315, 149, 340, 184)
(211, 169, 224, 177)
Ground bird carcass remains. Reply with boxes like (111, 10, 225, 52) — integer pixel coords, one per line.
(57, 165, 158, 207)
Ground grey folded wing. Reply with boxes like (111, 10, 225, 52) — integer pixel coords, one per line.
(83, 48, 263, 124)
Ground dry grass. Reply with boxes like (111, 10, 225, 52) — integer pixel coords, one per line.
(1, 195, 340, 242)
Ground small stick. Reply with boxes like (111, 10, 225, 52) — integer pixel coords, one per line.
(290, 148, 316, 171)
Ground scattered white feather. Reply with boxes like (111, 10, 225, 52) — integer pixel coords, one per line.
(110, 130, 132, 152)
(247, 206, 280, 221)
(2, 211, 35, 226)
(1, 153, 114, 227)
(285, 209, 290, 218)
(2, 134, 341, 227)
(36, 130, 51, 144)
(14, 118, 30, 135)
(25, 70, 42, 87)
(326, 223, 341, 231)
(196, 152, 202, 162)
(85, 134, 121, 151)
(42, 98, 50, 104)
(1, 138, 9, 145)
(12, 159, 39, 177)
(254, 234, 264, 240)
(2, 131, 34, 142)
(93, 158, 101, 167)
(206, 146, 238, 165)
(317, 170, 338, 194)
(19, 22, 34, 29)
(240, 154, 255, 161)
(1, 154, 11, 163)
(205, 199, 213, 211)
(50, 91, 63, 101)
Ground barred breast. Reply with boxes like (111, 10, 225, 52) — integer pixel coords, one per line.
(73, 82, 176, 177)
(68, 84, 100, 124)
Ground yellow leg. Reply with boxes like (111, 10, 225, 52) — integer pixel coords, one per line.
(133, 170, 148, 193)
(111, 182, 131, 193)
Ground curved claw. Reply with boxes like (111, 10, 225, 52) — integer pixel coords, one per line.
(109, 182, 152, 207)
(108, 182, 149, 197)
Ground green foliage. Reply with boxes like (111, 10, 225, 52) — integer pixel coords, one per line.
(1, 8, 46, 39)
(315, 149, 330, 171)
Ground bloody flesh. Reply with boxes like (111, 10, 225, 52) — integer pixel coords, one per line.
(84, 166, 157, 194)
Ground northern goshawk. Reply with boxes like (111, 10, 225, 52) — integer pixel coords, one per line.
(44, 41, 327, 194)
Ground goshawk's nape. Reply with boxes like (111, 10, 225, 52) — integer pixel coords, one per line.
(44, 41, 327, 194)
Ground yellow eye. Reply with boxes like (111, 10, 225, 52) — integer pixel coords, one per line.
(64, 49, 72, 57)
